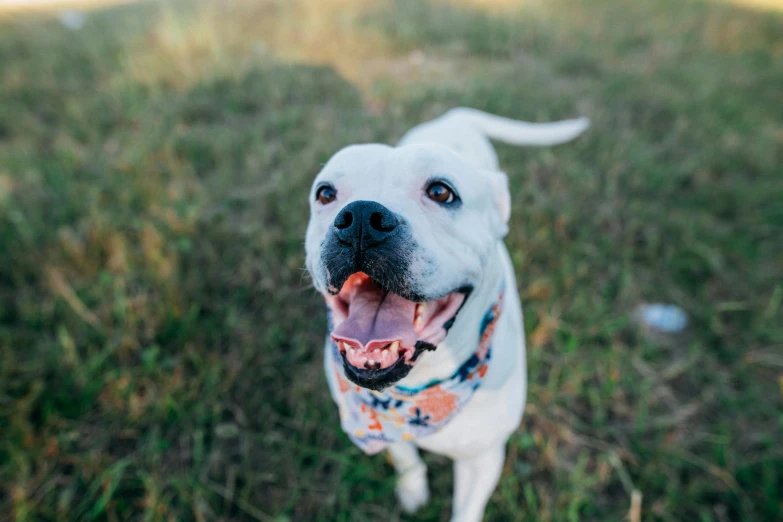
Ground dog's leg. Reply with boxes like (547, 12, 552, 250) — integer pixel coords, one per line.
(450, 444, 506, 522)
(387, 441, 430, 514)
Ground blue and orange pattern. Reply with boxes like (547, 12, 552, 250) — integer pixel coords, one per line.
(326, 290, 505, 454)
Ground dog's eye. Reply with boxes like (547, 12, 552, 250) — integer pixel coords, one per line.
(316, 185, 337, 205)
(426, 182, 456, 204)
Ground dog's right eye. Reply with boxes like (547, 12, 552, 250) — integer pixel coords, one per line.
(316, 185, 337, 205)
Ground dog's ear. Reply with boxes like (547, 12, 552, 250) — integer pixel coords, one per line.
(485, 170, 511, 238)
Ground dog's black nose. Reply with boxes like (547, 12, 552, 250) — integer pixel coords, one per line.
(334, 200, 400, 249)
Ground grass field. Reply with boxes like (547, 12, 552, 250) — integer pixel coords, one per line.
(1, 0, 782, 520)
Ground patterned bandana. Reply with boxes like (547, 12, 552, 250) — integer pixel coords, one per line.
(325, 288, 505, 454)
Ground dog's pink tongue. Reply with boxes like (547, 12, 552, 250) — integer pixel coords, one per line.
(331, 285, 417, 351)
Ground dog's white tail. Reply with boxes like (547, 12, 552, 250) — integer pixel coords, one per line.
(447, 107, 590, 146)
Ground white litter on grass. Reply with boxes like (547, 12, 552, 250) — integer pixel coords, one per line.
(58, 10, 85, 31)
(408, 50, 426, 66)
(637, 304, 688, 333)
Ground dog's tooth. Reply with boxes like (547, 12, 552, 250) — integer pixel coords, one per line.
(414, 315, 424, 330)
(390, 341, 400, 355)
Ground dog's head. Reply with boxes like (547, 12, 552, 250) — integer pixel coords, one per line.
(305, 143, 510, 390)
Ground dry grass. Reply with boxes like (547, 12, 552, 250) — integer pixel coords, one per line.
(0, 0, 781, 520)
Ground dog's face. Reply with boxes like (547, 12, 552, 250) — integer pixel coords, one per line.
(305, 143, 510, 390)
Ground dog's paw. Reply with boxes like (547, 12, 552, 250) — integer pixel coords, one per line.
(396, 463, 430, 514)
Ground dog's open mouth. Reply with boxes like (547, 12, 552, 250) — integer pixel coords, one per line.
(326, 273, 468, 385)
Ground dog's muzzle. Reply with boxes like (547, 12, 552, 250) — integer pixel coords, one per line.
(322, 200, 419, 300)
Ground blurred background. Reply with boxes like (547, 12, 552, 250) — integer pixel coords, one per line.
(1, 0, 781, 520)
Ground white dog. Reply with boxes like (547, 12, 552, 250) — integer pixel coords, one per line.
(305, 108, 588, 521)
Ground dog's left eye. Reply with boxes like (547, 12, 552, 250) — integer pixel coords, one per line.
(426, 182, 456, 204)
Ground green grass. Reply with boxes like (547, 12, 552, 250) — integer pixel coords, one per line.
(1, 0, 781, 520)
